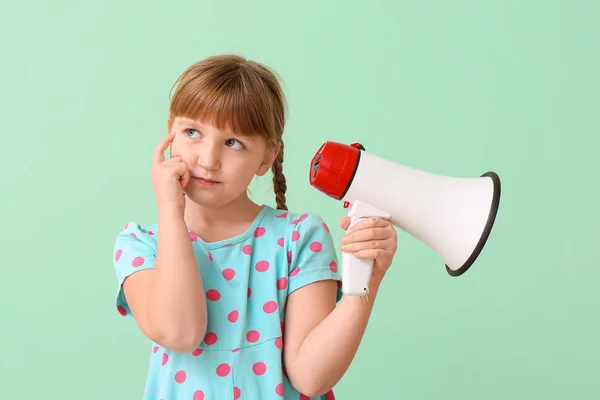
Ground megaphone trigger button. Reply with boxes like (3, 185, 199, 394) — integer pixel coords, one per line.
(343, 201, 350, 208)
(360, 290, 369, 303)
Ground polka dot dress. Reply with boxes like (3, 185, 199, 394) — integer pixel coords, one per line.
(113, 205, 342, 399)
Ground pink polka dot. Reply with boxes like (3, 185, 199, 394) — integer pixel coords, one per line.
(115, 249, 122, 261)
(130, 233, 137, 239)
(152, 346, 158, 353)
(329, 261, 337, 272)
(309, 241, 322, 252)
(234, 387, 241, 400)
(204, 332, 217, 345)
(132, 256, 145, 268)
(263, 301, 278, 314)
(276, 277, 288, 290)
(222, 268, 235, 280)
(192, 348, 203, 356)
(161, 353, 168, 366)
(299, 213, 309, 221)
(247, 287, 252, 297)
(291, 219, 300, 224)
(275, 337, 283, 349)
(206, 289, 221, 301)
(253, 362, 267, 375)
(276, 212, 288, 218)
(208, 252, 213, 262)
(287, 251, 292, 264)
(290, 266, 300, 276)
(255, 260, 270, 272)
(232, 348, 240, 353)
(254, 227, 266, 237)
(216, 363, 231, 377)
(193, 390, 205, 400)
(291, 231, 300, 241)
(276, 383, 284, 396)
(124, 223, 129, 229)
(277, 237, 284, 247)
(189, 231, 198, 242)
(247, 330, 260, 342)
(117, 305, 127, 316)
(243, 244, 252, 255)
(228, 310, 239, 322)
(148, 230, 154, 236)
(175, 370, 186, 383)
(322, 222, 330, 232)
(224, 243, 232, 247)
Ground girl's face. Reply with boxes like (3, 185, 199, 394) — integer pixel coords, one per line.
(168, 116, 277, 209)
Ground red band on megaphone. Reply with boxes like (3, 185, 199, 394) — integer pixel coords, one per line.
(309, 141, 361, 200)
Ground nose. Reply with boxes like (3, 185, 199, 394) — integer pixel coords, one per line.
(196, 142, 221, 171)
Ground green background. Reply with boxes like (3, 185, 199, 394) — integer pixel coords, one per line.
(1, 0, 598, 399)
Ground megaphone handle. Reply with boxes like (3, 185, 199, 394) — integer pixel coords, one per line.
(342, 215, 373, 303)
(340, 201, 391, 303)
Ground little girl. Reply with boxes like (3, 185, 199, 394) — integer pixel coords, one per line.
(113, 54, 398, 400)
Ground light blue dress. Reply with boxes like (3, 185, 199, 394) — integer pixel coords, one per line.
(113, 205, 342, 399)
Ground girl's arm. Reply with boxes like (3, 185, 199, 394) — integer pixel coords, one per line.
(283, 215, 397, 397)
(122, 208, 208, 353)
(283, 276, 383, 397)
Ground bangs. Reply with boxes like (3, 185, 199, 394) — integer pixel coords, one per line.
(169, 67, 276, 139)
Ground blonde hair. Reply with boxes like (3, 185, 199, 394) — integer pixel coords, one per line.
(168, 54, 288, 210)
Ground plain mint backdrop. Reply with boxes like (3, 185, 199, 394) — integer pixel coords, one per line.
(1, 0, 598, 399)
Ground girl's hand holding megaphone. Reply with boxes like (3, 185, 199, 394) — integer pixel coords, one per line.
(339, 216, 398, 282)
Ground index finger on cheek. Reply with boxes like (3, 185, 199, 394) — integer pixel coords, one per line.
(153, 133, 175, 164)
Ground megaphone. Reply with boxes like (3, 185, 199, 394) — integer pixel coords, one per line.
(309, 141, 501, 301)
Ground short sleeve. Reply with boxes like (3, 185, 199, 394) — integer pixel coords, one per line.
(112, 222, 157, 318)
(286, 212, 342, 301)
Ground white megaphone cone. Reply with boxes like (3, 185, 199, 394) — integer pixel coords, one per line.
(309, 141, 501, 301)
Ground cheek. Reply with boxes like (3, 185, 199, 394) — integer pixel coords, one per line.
(169, 137, 189, 159)
(230, 159, 260, 181)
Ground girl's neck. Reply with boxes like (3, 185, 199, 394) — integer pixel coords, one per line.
(183, 193, 264, 243)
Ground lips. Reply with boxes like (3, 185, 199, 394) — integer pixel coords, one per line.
(193, 176, 220, 184)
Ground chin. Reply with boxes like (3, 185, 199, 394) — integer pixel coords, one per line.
(184, 188, 242, 209)
(185, 194, 224, 208)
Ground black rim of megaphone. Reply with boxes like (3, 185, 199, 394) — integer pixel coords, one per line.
(445, 171, 501, 277)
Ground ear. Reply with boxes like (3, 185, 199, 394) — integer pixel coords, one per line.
(256, 144, 280, 177)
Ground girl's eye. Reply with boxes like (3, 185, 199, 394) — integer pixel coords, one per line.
(186, 129, 201, 138)
(226, 138, 244, 150)
(185, 129, 244, 150)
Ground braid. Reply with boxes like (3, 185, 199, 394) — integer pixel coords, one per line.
(272, 140, 287, 210)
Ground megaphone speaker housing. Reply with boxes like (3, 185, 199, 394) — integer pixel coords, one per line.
(309, 141, 501, 285)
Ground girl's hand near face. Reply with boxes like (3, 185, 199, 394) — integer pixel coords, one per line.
(150, 133, 191, 214)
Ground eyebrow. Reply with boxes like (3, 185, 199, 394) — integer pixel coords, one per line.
(177, 118, 202, 127)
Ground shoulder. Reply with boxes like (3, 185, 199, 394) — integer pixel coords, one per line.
(112, 221, 160, 285)
(113, 221, 159, 256)
(261, 206, 332, 236)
